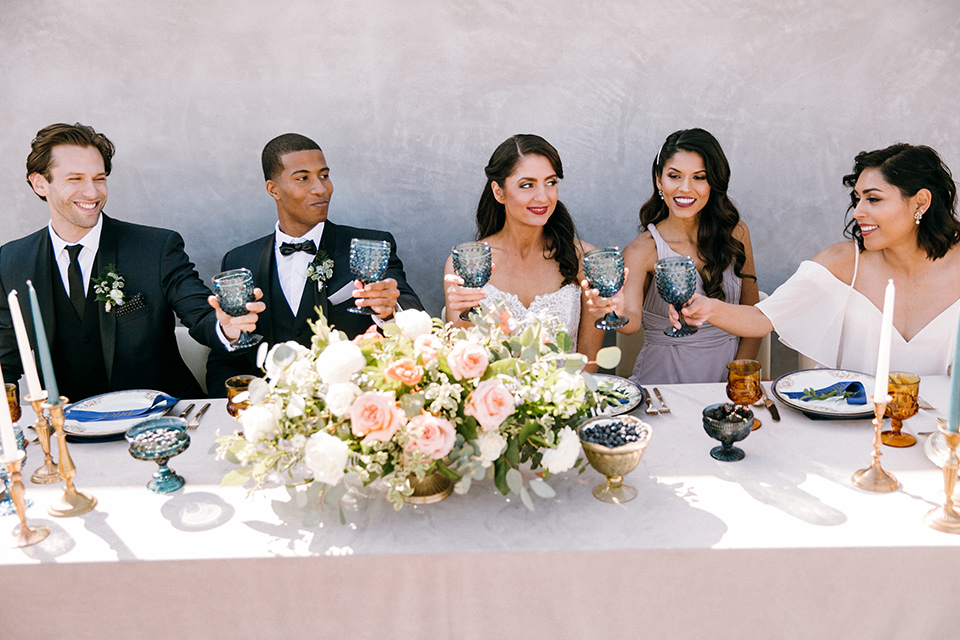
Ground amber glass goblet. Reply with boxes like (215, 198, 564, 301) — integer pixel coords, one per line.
(882, 372, 919, 447)
(225, 375, 256, 418)
(726, 359, 762, 430)
(5, 383, 21, 423)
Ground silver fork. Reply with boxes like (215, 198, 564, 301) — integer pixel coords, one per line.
(178, 403, 195, 420)
(652, 388, 670, 414)
(642, 387, 659, 415)
(187, 403, 211, 429)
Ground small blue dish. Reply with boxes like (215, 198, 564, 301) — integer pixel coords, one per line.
(126, 417, 190, 493)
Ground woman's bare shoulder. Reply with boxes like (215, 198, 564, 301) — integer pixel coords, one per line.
(623, 229, 658, 269)
(811, 241, 857, 283)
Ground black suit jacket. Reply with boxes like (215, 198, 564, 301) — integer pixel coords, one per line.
(0, 214, 223, 400)
(205, 220, 423, 395)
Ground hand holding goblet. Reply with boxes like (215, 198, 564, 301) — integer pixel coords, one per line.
(582, 248, 629, 330)
(348, 238, 391, 315)
(213, 268, 263, 348)
(451, 241, 492, 320)
(655, 257, 698, 337)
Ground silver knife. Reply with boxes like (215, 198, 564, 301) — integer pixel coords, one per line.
(760, 384, 780, 421)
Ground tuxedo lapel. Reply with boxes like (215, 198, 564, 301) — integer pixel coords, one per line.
(254, 235, 276, 343)
(315, 222, 334, 320)
(97, 215, 118, 385)
(31, 232, 58, 352)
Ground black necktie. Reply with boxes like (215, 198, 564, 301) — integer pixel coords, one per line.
(279, 240, 318, 256)
(66, 244, 85, 317)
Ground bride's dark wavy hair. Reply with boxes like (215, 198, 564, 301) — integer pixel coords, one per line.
(475, 134, 581, 286)
(638, 128, 754, 301)
(842, 143, 960, 260)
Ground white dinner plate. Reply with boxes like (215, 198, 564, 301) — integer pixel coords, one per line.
(772, 369, 875, 419)
(593, 374, 645, 417)
(63, 389, 177, 439)
(924, 430, 960, 470)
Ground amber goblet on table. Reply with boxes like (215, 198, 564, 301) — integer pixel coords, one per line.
(225, 375, 256, 418)
(882, 372, 919, 448)
(5, 383, 21, 423)
(726, 359, 762, 430)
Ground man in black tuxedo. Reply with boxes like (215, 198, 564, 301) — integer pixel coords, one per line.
(205, 133, 423, 395)
(0, 123, 264, 401)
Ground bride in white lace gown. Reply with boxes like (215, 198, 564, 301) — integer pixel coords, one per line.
(443, 134, 602, 360)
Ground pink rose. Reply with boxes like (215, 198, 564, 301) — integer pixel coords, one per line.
(350, 391, 405, 444)
(407, 414, 456, 460)
(447, 340, 489, 380)
(414, 333, 442, 365)
(465, 378, 515, 432)
(385, 357, 424, 387)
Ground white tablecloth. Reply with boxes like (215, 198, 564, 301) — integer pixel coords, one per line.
(3, 378, 958, 639)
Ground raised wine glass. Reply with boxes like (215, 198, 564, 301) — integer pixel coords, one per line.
(213, 267, 262, 348)
(583, 248, 629, 330)
(726, 359, 762, 430)
(452, 241, 492, 320)
(348, 238, 391, 315)
(882, 372, 920, 447)
(655, 256, 698, 337)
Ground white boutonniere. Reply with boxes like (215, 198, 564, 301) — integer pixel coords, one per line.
(305, 250, 334, 291)
(92, 264, 125, 312)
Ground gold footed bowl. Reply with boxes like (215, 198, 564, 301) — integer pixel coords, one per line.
(403, 468, 454, 505)
(578, 415, 652, 504)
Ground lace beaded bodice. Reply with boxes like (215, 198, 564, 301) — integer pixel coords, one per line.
(481, 282, 581, 348)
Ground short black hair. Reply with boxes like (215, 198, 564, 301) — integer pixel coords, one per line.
(261, 133, 322, 181)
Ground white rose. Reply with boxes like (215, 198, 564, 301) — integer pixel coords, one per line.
(476, 431, 508, 468)
(393, 309, 433, 340)
(240, 405, 280, 443)
(303, 431, 349, 486)
(315, 341, 365, 384)
(540, 427, 580, 474)
(553, 371, 583, 396)
(325, 382, 361, 417)
(285, 394, 306, 418)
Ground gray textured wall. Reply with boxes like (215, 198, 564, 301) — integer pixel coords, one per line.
(2, 0, 958, 322)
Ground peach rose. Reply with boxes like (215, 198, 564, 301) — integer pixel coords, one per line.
(447, 340, 489, 380)
(385, 357, 424, 387)
(406, 414, 456, 460)
(350, 391, 405, 444)
(352, 324, 384, 346)
(414, 333, 442, 365)
(465, 378, 515, 432)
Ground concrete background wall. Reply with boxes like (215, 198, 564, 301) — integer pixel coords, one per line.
(2, 0, 958, 372)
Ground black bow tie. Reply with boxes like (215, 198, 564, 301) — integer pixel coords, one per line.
(279, 240, 318, 256)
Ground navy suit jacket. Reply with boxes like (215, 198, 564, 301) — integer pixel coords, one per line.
(0, 214, 223, 400)
(205, 220, 423, 395)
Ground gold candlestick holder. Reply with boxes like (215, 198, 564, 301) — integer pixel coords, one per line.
(45, 397, 97, 517)
(25, 392, 61, 484)
(3, 450, 50, 547)
(924, 423, 960, 533)
(852, 398, 899, 492)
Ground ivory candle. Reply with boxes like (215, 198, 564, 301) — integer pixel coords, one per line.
(7, 290, 43, 398)
(873, 279, 895, 404)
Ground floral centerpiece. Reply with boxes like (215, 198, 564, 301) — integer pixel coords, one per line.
(216, 303, 621, 510)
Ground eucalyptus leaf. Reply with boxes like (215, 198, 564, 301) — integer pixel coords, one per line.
(582, 372, 599, 392)
(270, 343, 297, 369)
(382, 322, 402, 337)
(529, 478, 556, 498)
(494, 459, 510, 495)
(455, 475, 472, 495)
(506, 468, 523, 494)
(555, 331, 573, 353)
(221, 469, 251, 486)
(520, 325, 536, 347)
(596, 346, 622, 370)
(520, 485, 535, 511)
(248, 377, 270, 404)
(521, 346, 539, 362)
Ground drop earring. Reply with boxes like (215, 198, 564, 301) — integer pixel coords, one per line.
(658, 189, 664, 199)
(915, 209, 924, 225)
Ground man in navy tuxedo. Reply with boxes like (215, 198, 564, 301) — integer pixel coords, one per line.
(0, 123, 264, 400)
(205, 133, 423, 395)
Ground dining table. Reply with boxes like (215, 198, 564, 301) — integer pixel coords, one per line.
(2, 376, 959, 639)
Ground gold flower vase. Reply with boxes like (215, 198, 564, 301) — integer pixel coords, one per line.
(403, 468, 454, 505)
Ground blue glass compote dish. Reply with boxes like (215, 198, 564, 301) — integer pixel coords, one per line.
(655, 256, 698, 337)
(702, 403, 754, 461)
(0, 424, 29, 515)
(583, 248, 629, 330)
(348, 238, 391, 315)
(452, 241, 492, 320)
(126, 417, 191, 493)
(213, 267, 263, 348)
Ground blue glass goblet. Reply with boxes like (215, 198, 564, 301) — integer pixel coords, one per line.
(583, 248, 629, 330)
(654, 256, 698, 337)
(452, 241, 492, 320)
(348, 238, 391, 315)
(213, 267, 263, 348)
(0, 424, 29, 515)
(126, 417, 191, 493)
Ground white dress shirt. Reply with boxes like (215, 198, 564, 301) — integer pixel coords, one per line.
(275, 221, 325, 315)
(48, 215, 103, 297)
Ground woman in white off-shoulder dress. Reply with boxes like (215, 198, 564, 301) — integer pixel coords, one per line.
(676, 143, 960, 376)
(444, 134, 602, 362)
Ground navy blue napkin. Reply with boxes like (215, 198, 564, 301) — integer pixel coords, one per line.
(783, 381, 867, 405)
(64, 393, 178, 421)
